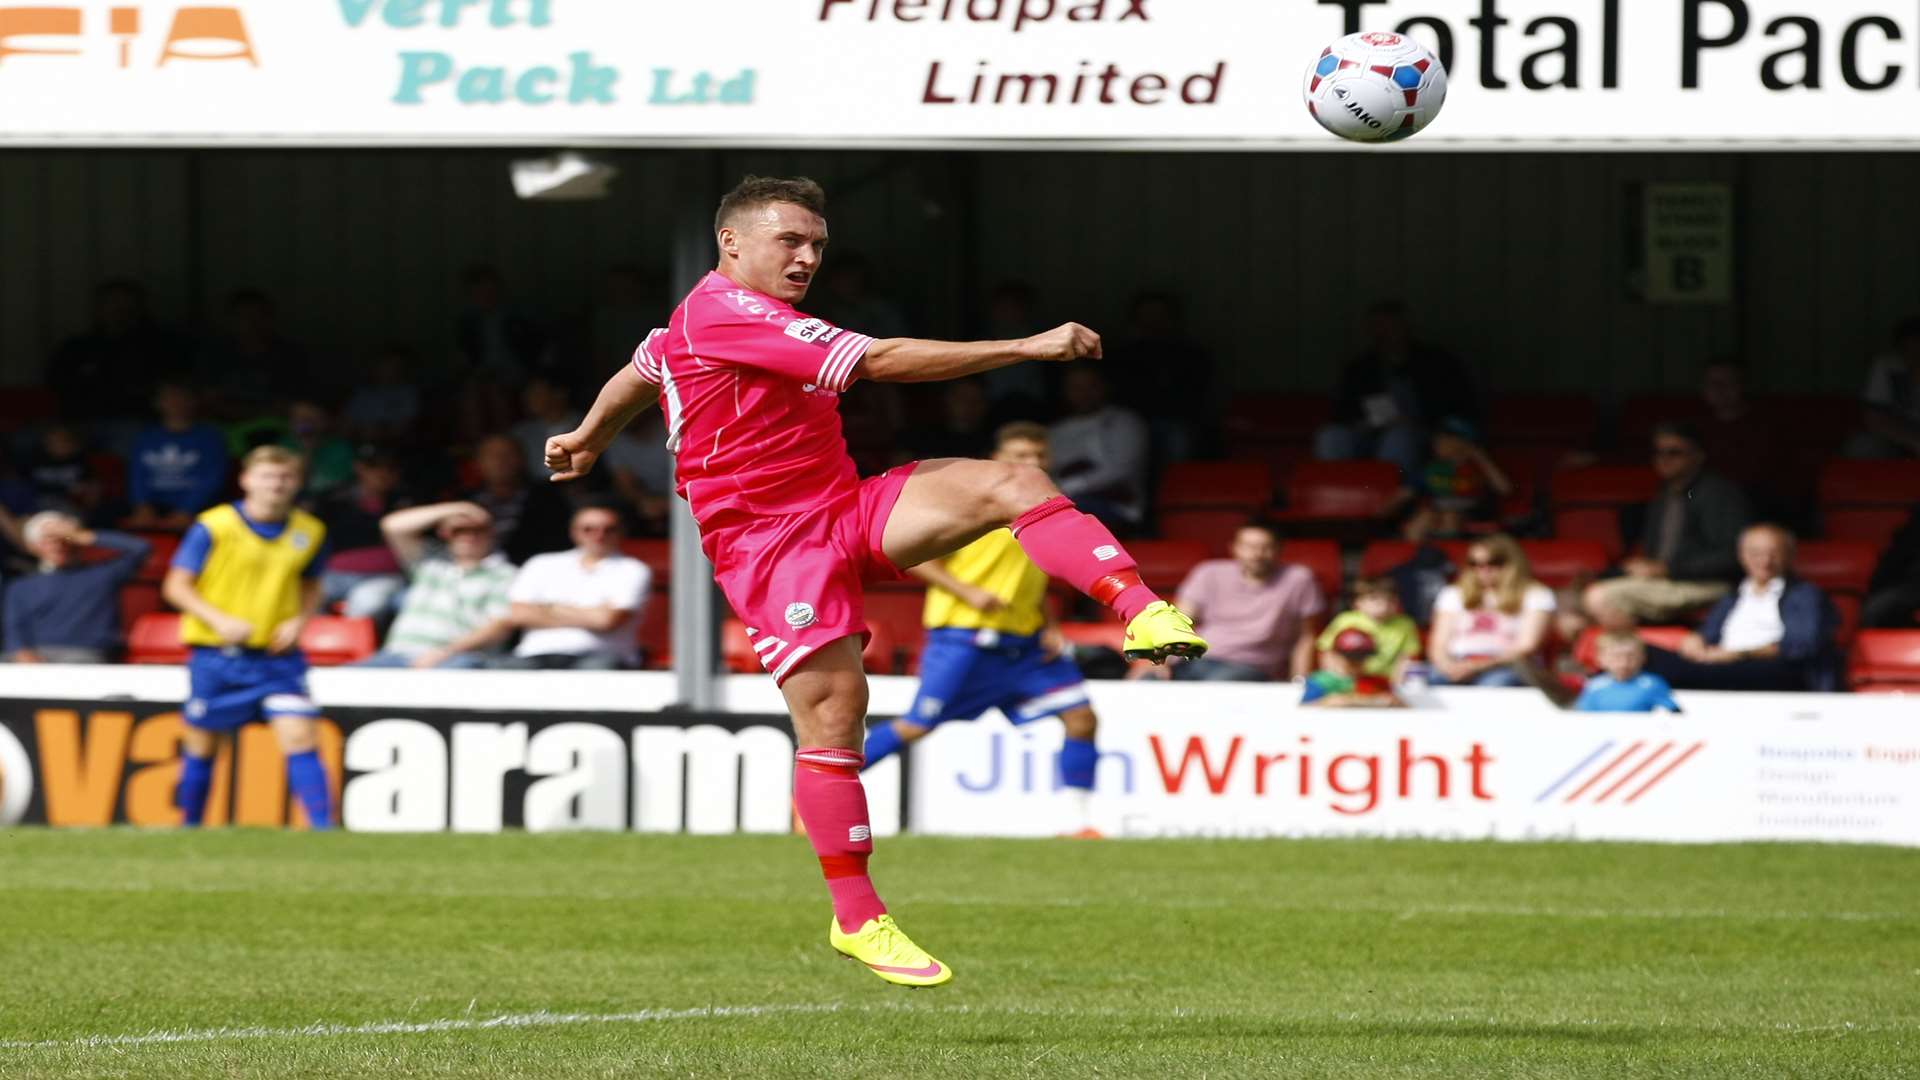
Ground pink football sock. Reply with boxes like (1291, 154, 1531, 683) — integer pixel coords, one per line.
(794, 747, 887, 934)
(1010, 496, 1160, 623)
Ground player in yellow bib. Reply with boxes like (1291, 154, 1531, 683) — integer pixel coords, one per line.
(861, 422, 1103, 837)
(161, 446, 333, 828)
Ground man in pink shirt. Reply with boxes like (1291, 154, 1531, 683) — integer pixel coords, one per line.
(544, 176, 1207, 988)
(1166, 521, 1325, 682)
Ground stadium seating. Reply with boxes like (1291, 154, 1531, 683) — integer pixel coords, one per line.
(1221, 393, 1329, 446)
(1273, 461, 1400, 523)
(299, 616, 377, 666)
(127, 613, 187, 665)
(1846, 630, 1920, 692)
(1517, 539, 1611, 589)
(1823, 507, 1910, 550)
(1056, 621, 1125, 653)
(132, 531, 182, 582)
(1550, 465, 1657, 559)
(118, 581, 165, 631)
(636, 590, 671, 669)
(1155, 461, 1274, 511)
(619, 538, 671, 580)
(1357, 539, 1470, 580)
(1282, 539, 1343, 600)
(1571, 625, 1695, 671)
(1158, 507, 1252, 550)
(862, 589, 929, 670)
(1486, 395, 1599, 447)
(1817, 460, 1920, 509)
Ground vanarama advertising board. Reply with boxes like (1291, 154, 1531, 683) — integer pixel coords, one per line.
(2, 1, 1920, 146)
(0, 667, 1912, 846)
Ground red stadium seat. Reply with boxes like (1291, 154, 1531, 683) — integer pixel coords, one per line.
(1793, 540, 1879, 597)
(299, 616, 377, 666)
(1156, 461, 1274, 511)
(131, 531, 182, 583)
(1571, 625, 1696, 672)
(1487, 395, 1599, 446)
(1636, 625, 1695, 653)
(1222, 393, 1330, 444)
(860, 620, 899, 675)
(1550, 508, 1627, 561)
(1056, 621, 1125, 653)
(1275, 461, 1400, 521)
(1356, 540, 1470, 580)
(1847, 630, 1920, 691)
(618, 538, 671, 581)
(1124, 540, 1211, 594)
(1488, 444, 1572, 507)
(1281, 539, 1343, 600)
(636, 590, 670, 669)
(127, 613, 187, 665)
(1517, 539, 1610, 589)
(1552, 465, 1659, 508)
(1823, 508, 1910, 550)
(1831, 594, 1862, 649)
(1817, 460, 1920, 508)
(1158, 508, 1252, 551)
(118, 582, 165, 632)
(863, 589, 928, 662)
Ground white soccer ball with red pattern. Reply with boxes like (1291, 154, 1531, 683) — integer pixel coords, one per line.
(1303, 31, 1448, 143)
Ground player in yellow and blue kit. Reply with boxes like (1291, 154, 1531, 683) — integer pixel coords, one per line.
(161, 446, 333, 828)
(862, 422, 1103, 836)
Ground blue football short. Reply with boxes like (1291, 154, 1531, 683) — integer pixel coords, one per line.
(906, 627, 1090, 728)
(184, 647, 319, 732)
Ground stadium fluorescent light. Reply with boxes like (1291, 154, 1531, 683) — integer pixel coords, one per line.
(509, 152, 618, 200)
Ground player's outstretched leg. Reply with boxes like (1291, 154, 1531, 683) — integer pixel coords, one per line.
(861, 718, 930, 770)
(784, 641, 951, 987)
(881, 459, 1207, 664)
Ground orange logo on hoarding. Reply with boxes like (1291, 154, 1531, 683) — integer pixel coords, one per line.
(0, 5, 257, 69)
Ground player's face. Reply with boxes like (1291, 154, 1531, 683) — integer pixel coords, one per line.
(721, 201, 828, 304)
(993, 437, 1049, 471)
(240, 463, 302, 515)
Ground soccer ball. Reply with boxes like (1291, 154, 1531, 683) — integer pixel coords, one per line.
(1303, 31, 1448, 143)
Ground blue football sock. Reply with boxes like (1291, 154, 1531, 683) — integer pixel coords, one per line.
(1059, 737, 1098, 792)
(861, 721, 905, 770)
(175, 752, 213, 827)
(286, 750, 333, 830)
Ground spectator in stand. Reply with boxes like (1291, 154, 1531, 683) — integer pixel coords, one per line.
(598, 409, 675, 536)
(46, 278, 188, 427)
(1383, 416, 1512, 541)
(24, 425, 107, 521)
(4, 513, 150, 663)
(1693, 357, 1782, 505)
(1584, 422, 1751, 629)
(195, 289, 309, 420)
(1844, 316, 1920, 460)
(977, 281, 1050, 423)
(126, 382, 230, 530)
(495, 504, 650, 670)
(1150, 520, 1324, 682)
(314, 446, 415, 621)
(1301, 627, 1404, 708)
(1048, 366, 1150, 533)
(1573, 632, 1682, 713)
(1317, 300, 1480, 476)
(1863, 502, 1920, 629)
(465, 434, 572, 565)
(902, 378, 995, 462)
(510, 375, 584, 483)
(1102, 291, 1216, 462)
(1317, 576, 1420, 682)
(342, 346, 423, 446)
(1427, 534, 1555, 687)
(358, 502, 517, 669)
(280, 399, 355, 498)
(1642, 524, 1838, 692)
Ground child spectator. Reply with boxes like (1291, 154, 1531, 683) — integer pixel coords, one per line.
(25, 425, 107, 521)
(1302, 627, 1404, 708)
(1573, 632, 1682, 713)
(1317, 576, 1420, 682)
(1386, 416, 1511, 542)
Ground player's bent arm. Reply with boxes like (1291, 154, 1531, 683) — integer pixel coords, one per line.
(860, 323, 1101, 384)
(161, 567, 251, 643)
(551, 367, 661, 481)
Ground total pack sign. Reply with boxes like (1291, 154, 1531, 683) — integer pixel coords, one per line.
(2, 1, 1919, 145)
(907, 684, 1920, 844)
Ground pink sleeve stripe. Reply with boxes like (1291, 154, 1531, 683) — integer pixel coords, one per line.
(629, 329, 666, 385)
(817, 332, 873, 392)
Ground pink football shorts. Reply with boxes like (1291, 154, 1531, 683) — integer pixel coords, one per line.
(702, 462, 919, 685)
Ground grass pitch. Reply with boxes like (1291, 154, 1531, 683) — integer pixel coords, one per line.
(0, 830, 1914, 1078)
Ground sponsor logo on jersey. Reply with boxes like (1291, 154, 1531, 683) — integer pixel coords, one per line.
(784, 317, 843, 345)
(785, 602, 816, 629)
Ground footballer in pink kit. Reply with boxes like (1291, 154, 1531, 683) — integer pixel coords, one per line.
(546, 176, 1207, 987)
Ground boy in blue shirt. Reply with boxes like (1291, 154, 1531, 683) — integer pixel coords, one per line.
(1575, 631, 1682, 713)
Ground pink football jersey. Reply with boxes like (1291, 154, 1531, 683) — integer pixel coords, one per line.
(630, 272, 876, 527)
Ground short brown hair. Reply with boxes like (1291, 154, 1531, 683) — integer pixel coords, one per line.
(715, 175, 826, 234)
(994, 421, 1048, 451)
(1597, 630, 1645, 653)
(241, 445, 304, 473)
(1351, 576, 1396, 601)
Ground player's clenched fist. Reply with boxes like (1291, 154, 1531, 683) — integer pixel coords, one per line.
(545, 431, 601, 482)
(1022, 322, 1102, 362)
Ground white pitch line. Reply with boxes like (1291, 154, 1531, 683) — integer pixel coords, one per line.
(0, 1003, 852, 1052)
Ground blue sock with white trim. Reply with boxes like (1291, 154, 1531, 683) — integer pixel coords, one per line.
(1059, 737, 1098, 792)
(286, 750, 333, 830)
(861, 721, 907, 770)
(175, 752, 213, 827)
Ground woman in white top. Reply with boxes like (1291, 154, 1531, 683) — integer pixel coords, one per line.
(1427, 533, 1556, 687)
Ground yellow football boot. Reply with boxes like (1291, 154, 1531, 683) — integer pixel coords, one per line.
(1122, 600, 1209, 663)
(829, 914, 953, 988)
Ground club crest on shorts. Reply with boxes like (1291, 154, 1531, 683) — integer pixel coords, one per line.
(784, 602, 816, 629)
